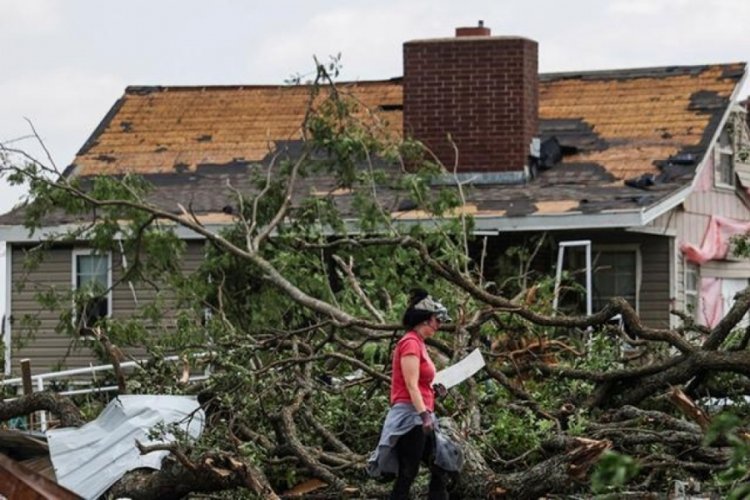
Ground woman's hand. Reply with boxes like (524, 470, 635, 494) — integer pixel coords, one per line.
(419, 411, 434, 434)
(433, 383, 448, 399)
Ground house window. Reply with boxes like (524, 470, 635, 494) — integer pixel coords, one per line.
(716, 128, 735, 187)
(684, 261, 699, 318)
(562, 247, 639, 314)
(72, 250, 112, 335)
(591, 251, 637, 312)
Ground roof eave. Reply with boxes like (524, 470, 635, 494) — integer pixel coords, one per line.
(0, 223, 221, 243)
(0, 184, 692, 242)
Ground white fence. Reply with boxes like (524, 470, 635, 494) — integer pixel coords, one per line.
(1, 355, 210, 431)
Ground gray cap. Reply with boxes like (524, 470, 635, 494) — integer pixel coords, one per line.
(413, 296, 452, 323)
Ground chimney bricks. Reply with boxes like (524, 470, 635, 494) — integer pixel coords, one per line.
(403, 26, 539, 174)
(456, 20, 491, 37)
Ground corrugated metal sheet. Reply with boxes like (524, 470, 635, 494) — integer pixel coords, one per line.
(46, 395, 204, 500)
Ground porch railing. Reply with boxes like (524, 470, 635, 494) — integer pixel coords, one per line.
(1, 354, 210, 431)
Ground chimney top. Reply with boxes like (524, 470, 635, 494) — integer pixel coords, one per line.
(456, 20, 491, 37)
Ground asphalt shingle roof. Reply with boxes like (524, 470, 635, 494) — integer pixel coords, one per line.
(0, 63, 744, 227)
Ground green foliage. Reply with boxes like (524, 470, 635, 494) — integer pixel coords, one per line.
(705, 412, 750, 498)
(591, 451, 640, 493)
(579, 329, 621, 373)
(488, 405, 554, 460)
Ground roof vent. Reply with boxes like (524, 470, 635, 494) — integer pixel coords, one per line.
(456, 20, 491, 37)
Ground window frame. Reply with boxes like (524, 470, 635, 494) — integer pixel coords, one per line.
(683, 259, 699, 320)
(71, 249, 113, 334)
(564, 244, 641, 315)
(589, 245, 642, 315)
(715, 127, 736, 189)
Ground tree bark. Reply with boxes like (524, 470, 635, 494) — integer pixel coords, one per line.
(0, 391, 84, 427)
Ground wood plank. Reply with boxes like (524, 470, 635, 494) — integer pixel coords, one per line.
(0, 452, 80, 499)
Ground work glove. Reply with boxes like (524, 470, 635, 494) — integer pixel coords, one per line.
(433, 383, 448, 399)
(419, 411, 434, 434)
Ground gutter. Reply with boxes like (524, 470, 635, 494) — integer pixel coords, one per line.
(0, 194, 703, 242)
(0, 223, 223, 243)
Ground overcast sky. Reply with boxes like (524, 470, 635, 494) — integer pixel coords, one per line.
(2, 0, 750, 214)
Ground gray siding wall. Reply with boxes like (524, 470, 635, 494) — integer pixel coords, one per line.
(110, 241, 205, 323)
(8, 240, 206, 375)
(638, 236, 671, 328)
(10, 246, 95, 375)
(488, 231, 672, 328)
(540, 231, 672, 328)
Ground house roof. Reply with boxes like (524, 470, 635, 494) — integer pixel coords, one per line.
(0, 63, 745, 232)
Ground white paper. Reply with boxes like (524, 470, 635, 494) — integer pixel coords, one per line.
(433, 348, 485, 389)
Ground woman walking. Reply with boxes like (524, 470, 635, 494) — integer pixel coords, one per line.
(368, 289, 463, 499)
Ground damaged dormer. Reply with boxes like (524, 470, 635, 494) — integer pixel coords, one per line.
(403, 22, 540, 185)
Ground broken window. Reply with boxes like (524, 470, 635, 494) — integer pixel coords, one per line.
(72, 250, 111, 336)
(590, 251, 637, 311)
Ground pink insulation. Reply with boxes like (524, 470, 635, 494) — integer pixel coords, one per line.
(681, 216, 750, 327)
(680, 216, 750, 264)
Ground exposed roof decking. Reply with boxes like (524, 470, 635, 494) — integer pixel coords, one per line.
(71, 64, 743, 183)
(73, 83, 403, 176)
(539, 64, 743, 179)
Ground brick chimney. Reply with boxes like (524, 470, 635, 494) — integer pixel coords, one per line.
(403, 22, 539, 178)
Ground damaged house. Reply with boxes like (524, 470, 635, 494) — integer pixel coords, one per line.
(1, 24, 749, 376)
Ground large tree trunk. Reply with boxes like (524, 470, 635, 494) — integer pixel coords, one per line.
(439, 419, 610, 499)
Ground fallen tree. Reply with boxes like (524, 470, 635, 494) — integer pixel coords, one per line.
(2, 66, 750, 498)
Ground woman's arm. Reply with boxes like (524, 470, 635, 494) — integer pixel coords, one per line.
(401, 354, 426, 413)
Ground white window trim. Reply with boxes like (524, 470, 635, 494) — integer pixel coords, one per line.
(683, 258, 699, 321)
(715, 133, 736, 190)
(71, 249, 113, 327)
(4, 243, 12, 376)
(670, 237, 679, 329)
(590, 244, 642, 315)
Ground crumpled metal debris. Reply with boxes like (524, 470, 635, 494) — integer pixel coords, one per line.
(47, 395, 204, 500)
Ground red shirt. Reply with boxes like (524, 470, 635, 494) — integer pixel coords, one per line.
(390, 331, 436, 411)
